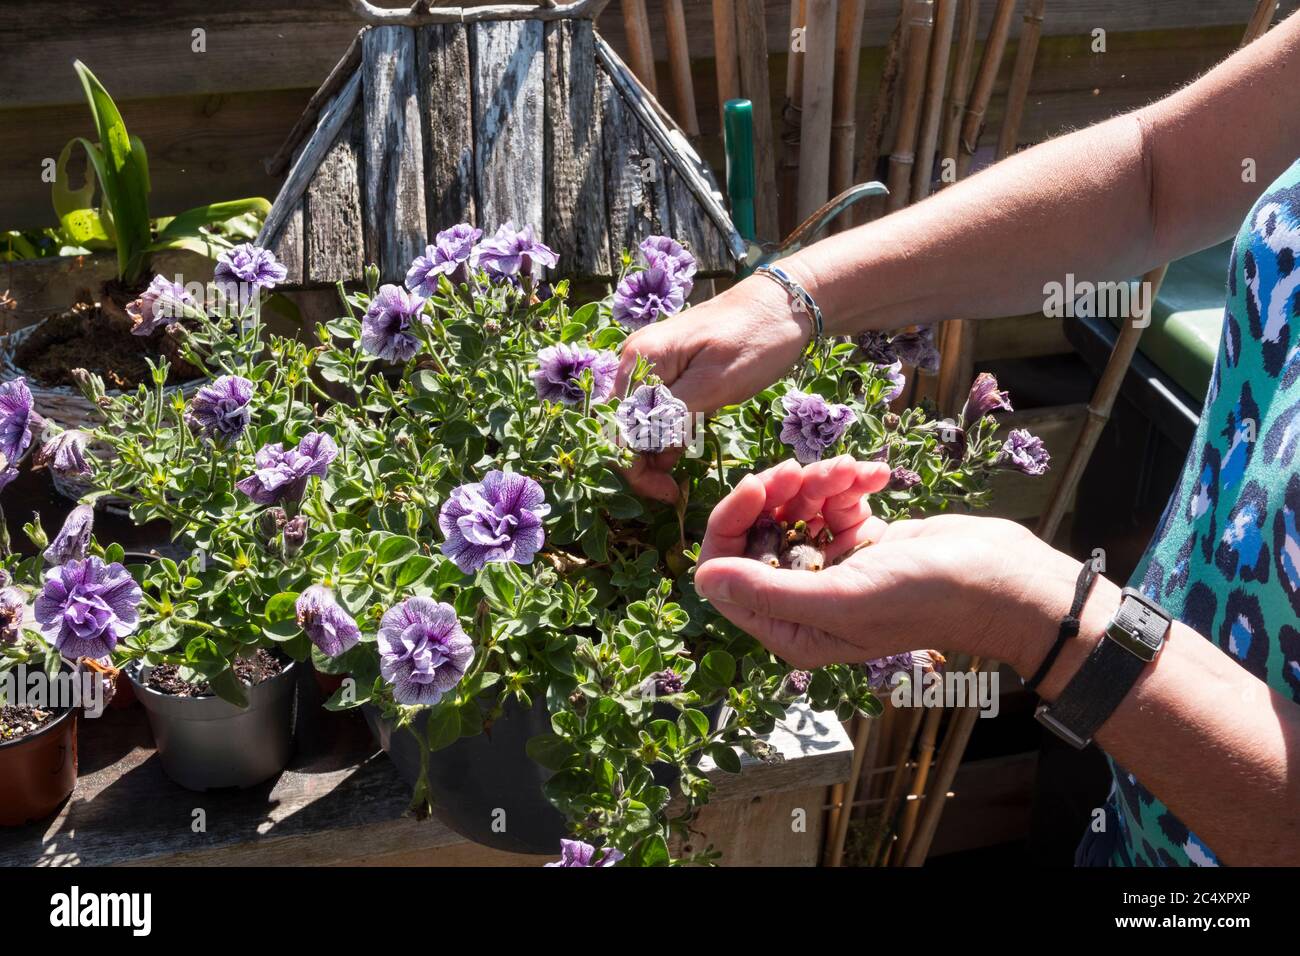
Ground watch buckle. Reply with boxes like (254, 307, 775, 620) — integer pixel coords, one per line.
(1105, 619, 1159, 662)
(1034, 704, 1092, 750)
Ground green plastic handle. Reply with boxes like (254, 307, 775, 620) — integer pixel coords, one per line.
(723, 99, 757, 246)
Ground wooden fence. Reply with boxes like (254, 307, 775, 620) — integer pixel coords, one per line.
(0, 0, 1274, 234)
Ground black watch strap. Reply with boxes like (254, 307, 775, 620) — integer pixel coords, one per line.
(1035, 587, 1171, 749)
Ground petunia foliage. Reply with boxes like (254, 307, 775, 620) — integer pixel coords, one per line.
(37, 228, 1040, 865)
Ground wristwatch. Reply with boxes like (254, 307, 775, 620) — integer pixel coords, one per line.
(1035, 587, 1171, 749)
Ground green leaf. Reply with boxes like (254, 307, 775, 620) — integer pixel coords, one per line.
(699, 650, 736, 687)
(682, 708, 710, 738)
(207, 666, 250, 709)
(629, 833, 670, 867)
(426, 704, 462, 752)
(151, 197, 270, 243)
(525, 732, 576, 771)
(707, 743, 742, 774)
(395, 554, 434, 587)
(264, 591, 300, 623)
(375, 535, 419, 566)
(73, 61, 151, 281)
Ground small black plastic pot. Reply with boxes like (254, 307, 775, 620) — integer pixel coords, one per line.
(126, 659, 298, 791)
(364, 696, 723, 855)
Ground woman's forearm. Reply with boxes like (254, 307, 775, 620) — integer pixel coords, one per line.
(783, 112, 1159, 335)
(993, 553, 1300, 866)
(776, 9, 1300, 338)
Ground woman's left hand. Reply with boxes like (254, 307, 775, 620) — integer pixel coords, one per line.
(694, 457, 1079, 672)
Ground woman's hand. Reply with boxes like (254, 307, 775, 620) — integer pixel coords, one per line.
(615, 276, 811, 503)
(694, 458, 1082, 672)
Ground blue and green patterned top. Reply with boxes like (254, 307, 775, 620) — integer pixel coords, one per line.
(1100, 159, 1300, 866)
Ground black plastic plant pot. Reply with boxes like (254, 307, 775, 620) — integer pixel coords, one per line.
(0, 704, 78, 827)
(364, 696, 567, 855)
(126, 660, 298, 791)
(364, 697, 725, 856)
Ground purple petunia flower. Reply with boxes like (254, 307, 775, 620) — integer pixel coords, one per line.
(0, 586, 23, 646)
(185, 375, 255, 445)
(33, 556, 142, 661)
(888, 467, 921, 491)
(0, 377, 37, 467)
(43, 505, 94, 566)
(864, 652, 915, 691)
(34, 429, 90, 479)
(891, 326, 940, 374)
(639, 235, 696, 295)
(997, 428, 1050, 476)
(236, 432, 338, 506)
(473, 222, 558, 281)
(406, 224, 482, 295)
(532, 344, 619, 406)
(962, 372, 1012, 424)
(616, 383, 690, 454)
(438, 470, 550, 574)
(779, 390, 855, 464)
(361, 284, 428, 362)
(652, 669, 684, 696)
(780, 669, 811, 698)
(214, 243, 288, 292)
(611, 267, 686, 330)
(377, 597, 474, 706)
(127, 275, 198, 336)
(545, 839, 624, 868)
(296, 585, 360, 658)
(879, 361, 906, 404)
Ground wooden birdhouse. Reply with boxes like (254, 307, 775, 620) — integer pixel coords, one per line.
(256, 0, 743, 288)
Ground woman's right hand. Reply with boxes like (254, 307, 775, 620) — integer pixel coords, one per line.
(615, 274, 812, 502)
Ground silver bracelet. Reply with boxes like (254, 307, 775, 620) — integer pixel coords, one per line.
(754, 264, 825, 352)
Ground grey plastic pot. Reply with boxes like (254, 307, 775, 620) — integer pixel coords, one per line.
(364, 697, 723, 855)
(126, 660, 298, 791)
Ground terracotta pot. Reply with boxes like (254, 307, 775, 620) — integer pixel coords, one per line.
(0, 706, 78, 826)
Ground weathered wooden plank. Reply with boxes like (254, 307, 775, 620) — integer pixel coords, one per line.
(469, 19, 545, 233)
(665, 166, 733, 275)
(270, 199, 304, 284)
(600, 68, 639, 259)
(305, 107, 365, 284)
(266, 28, 366, 176)
(545, 19, 610, 278)
(362, 25, 427, 283)
(418, 22, 476, 232)
(635, 129, 673, 244)
(258, 71, 362, 263)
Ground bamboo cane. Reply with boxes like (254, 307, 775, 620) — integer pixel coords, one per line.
(911, 0, 956, 202)
(798, 0, 840, 221)
(712, 0, 741, 129)
(891, 703, 945, 861)
(996, 0, 1046, 161)
(830, 0, 868, 216)
(865, 705, 923, 865)
(1245, 0, 1279, 42)
(956, 0, 1015, 178)
(901, 658, 991, 865)
(619, 0, 658, 97)
(853, 1, 908, 225)
(827, 715, 874, 866)
(886, 0, 936, 213)
(939, 0, 979, 188)
(781, 0, 808, 237)
(663, 0, 700, 138)
(735, 0, 781, 240)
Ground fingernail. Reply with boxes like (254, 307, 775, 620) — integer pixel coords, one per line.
(708, 579, 731, 603)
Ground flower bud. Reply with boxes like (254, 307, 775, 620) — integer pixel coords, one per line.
(778, 669, 811, 700)
(888, 467, 921, 491)
(70, 368, 106, 406)
(256, 507, 288, 545)
(281, 515, 309, 559)
(364, 263, 381, 294)
(883, 412, 901, 431)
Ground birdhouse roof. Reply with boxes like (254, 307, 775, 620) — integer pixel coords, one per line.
(257, 10, 742, 287)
